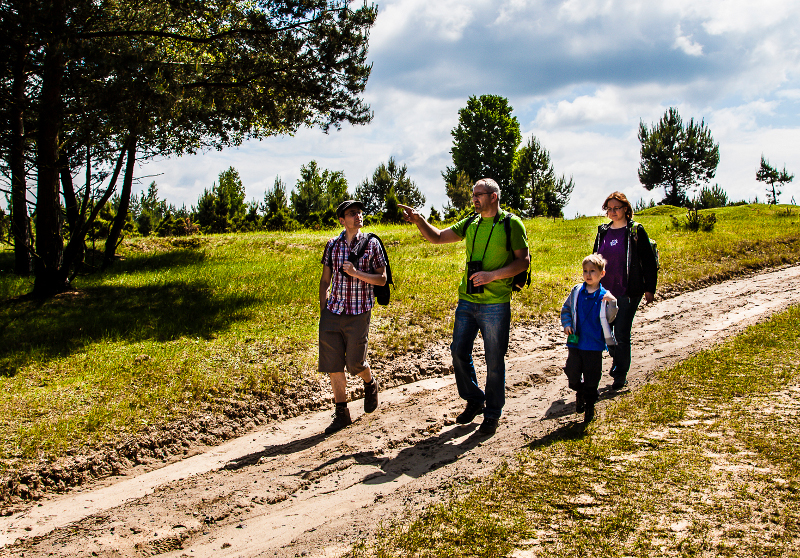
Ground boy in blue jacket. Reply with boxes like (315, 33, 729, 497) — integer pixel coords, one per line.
(561, 254, 618, 424)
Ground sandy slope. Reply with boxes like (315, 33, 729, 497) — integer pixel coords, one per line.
(2, 264, 800, 558)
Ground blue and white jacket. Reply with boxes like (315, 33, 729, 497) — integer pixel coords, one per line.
(560, 283, 618, 349)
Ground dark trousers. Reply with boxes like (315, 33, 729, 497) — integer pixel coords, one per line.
(564, 347, 603, 405)
(610, 294, 642, 383)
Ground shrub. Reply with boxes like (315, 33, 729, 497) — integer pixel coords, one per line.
(697, 184, 728, 209)
(156, 215, 200, 237)
(263, 209, 300, 232)
(0, 207, 9, 243)
(671, 207, 717, 232)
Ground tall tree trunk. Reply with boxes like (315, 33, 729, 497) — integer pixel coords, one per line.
(60, 156, 79, 232)
(10, 9, 31, 276)
(62, 138, 129, 282)
(60, 157, 85, 271)
(667, 180, 680, 207)
(103, 130, 137, 268)
(32, 0, 67, 298)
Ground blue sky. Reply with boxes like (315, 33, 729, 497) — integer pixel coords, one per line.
(144, 0, 800, 217)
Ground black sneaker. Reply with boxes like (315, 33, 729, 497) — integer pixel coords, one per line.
(456, 401, 485, 424)
(478, 417, 498, 435)
(610, 380, 628, 390)
(575, 391, 585, 413)
(364, 378, 379, 413)
(583, 404, 595, 425)
(324, 407, 352, 434)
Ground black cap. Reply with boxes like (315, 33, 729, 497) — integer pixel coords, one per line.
(336, 200, 364, 218)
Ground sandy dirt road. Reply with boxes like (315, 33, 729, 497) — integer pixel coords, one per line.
(2, 264, 800, 558)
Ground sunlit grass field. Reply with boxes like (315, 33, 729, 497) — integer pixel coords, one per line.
(350, 304, 800, 558)
(1, 204, 799, 469)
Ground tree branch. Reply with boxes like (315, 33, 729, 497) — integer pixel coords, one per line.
(75, 10, 345, 43)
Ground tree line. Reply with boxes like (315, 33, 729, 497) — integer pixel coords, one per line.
(0, 0, 794, 302)
(90, 156, 428, 238)
(0, 0, 377, 297)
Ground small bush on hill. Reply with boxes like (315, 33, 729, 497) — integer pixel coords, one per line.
(671, 207, 717, 232)
(697, 184, 728, 209)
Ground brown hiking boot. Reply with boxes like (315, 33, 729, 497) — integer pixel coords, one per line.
(324, 406, 352, 434)
(364, 378, 379, 413)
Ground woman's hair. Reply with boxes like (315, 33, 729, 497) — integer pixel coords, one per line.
(602, 191, 633, 220)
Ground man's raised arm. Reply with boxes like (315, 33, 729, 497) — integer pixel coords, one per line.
(398, 204, 461, 244)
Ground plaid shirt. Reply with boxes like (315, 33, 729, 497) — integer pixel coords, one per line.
(322, 231, 387, 315)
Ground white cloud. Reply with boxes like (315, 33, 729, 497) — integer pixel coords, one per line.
(529, 128, 642, 217)
(708, 101, 778, 136)
(673, 25, 704, 56)
(533, 88, 635, 128)
(558, 0, 616, 23)
(691, 0, 791, 35)
(370, 0, 480, 50)
(494, 0, 535, 25)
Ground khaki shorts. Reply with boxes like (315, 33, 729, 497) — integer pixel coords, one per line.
(318, 308, 372, 375)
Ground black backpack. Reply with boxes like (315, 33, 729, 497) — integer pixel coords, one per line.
(349, 233, 394, 305)
(463, 212, 530, 292)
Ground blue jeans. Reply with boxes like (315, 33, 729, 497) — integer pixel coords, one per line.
(610, 294, 642, 383)
(450, 300, 511, 420)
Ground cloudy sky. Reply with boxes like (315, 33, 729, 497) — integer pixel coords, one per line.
(145, 0, 800, 218)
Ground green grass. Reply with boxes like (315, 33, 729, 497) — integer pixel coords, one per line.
(1, 203, 799, 470)
(353, 304, 800, 558)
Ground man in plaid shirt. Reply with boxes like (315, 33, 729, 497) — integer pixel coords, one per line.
(319, 200, 387, 434)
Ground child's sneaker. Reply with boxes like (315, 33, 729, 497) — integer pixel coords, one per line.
(583, 404, 595, 425)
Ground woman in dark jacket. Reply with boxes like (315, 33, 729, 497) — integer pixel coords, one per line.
(593, 191, 658, 390)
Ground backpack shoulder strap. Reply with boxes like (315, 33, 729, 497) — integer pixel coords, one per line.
(593, 223, 606, 253)
(322, 237, 334, 267)
(463, 212, 480, 229)
(629, 220, 640, 242)
(353, 233, 376, 259)
(503, 213, 512, 251)
(364, 233, 393, 286)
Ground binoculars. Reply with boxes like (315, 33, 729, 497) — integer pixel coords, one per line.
(466, 260, 484, 294)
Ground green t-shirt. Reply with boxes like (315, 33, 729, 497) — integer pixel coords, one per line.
(449, 209, 528, 304)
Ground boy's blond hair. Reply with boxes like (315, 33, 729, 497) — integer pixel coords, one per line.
(582, 253, 607, 272)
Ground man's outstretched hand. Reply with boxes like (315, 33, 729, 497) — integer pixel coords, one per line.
(397, 204, 422, 224)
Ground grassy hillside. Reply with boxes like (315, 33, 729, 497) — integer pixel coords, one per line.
(0, 204, 799, 468)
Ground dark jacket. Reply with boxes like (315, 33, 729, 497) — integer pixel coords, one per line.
(593, 220, 658, 298)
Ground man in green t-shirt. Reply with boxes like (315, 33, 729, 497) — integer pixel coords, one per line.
(399, 178, 529, 435)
